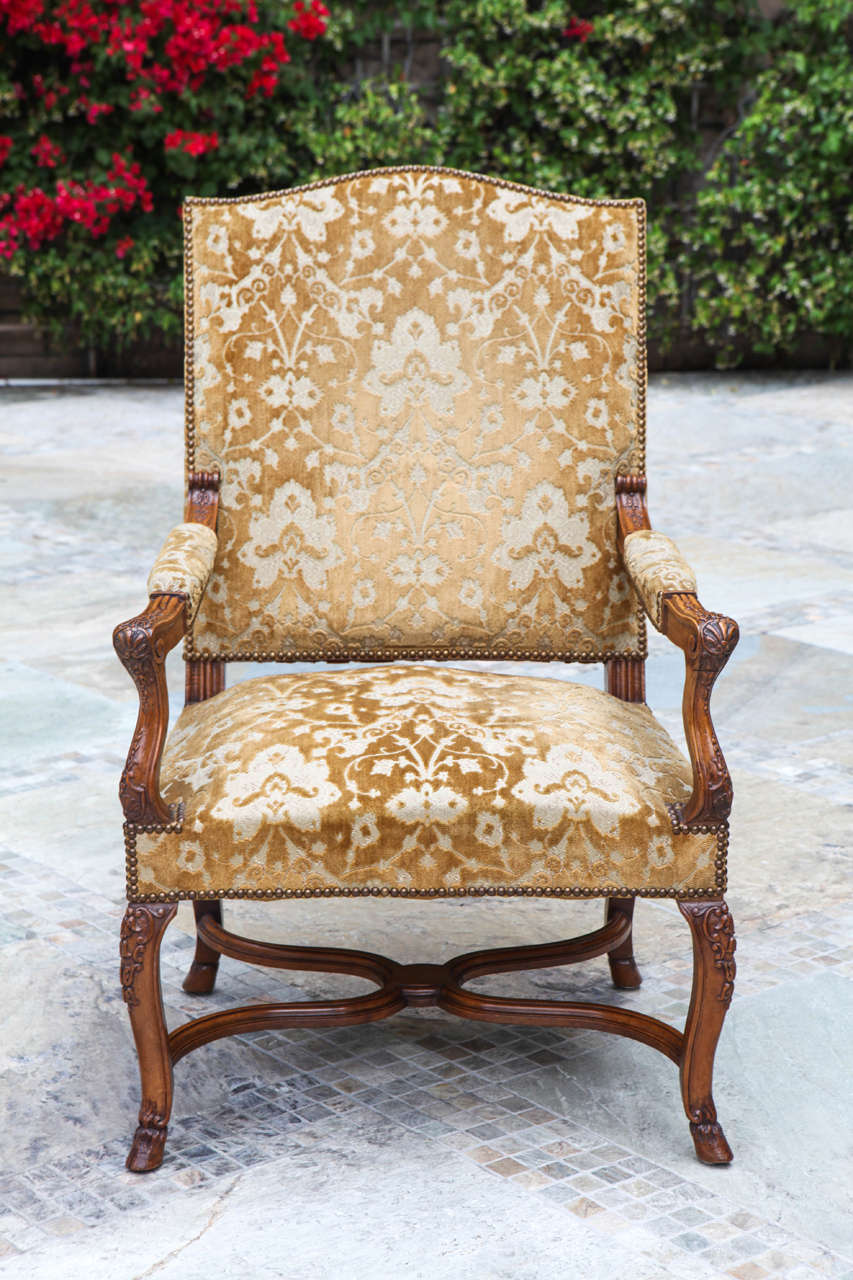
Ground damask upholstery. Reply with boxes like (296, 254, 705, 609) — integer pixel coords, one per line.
(623, 529, 697, 629)
(147, 523, 218, 620)
(127, 664, 722, 901)
(183, 167, 647, 663)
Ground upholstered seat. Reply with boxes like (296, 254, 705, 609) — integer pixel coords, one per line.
(115, 167, 740, 1175)
(130, 664, 720, 900)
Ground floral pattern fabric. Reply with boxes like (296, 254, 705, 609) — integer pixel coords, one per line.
(184, 168, 646, 661)
(131, 664, 721, 899)
(623, 530, 697, 629)
(147, 522, 218, 620)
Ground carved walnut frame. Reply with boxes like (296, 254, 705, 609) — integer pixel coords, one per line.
(614, 474, 739, 829)
(115, 469, 738, 1175)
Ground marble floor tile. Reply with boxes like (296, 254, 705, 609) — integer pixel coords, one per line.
(1, 374, 851, 1279)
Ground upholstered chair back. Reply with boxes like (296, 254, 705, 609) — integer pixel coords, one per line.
(184, 167, 646, 663)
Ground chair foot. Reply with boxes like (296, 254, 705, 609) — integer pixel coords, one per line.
(182, 899, 222, 996)
(689, 1107, 733, 1164)
(183, 960, 219, 995)
(605, 897, 642, 988)
(127, 1116, 169, 1172)
(609, 956, 643, 989)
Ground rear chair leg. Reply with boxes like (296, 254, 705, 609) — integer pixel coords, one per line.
(120, 903, 178, 1172)
(183, 899, 222, 995)
(678, 898, 736, 1164)
(606, 896, 642, 989)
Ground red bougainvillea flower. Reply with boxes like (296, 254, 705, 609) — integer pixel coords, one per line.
(0, 151, 154, 260)
(0, 0, 45, 36)
(115, 235, 134, 258)
(163, 129, 220, 156)
(31, 134, 65, 167)
(129, 86, 162, 113)
(288, 0, 328, 41)
(563, 16, 593, 42)
(0, 136, 12, 166)
(85, 101, 113, 124)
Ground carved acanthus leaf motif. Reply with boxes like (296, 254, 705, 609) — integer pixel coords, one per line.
(702, 900, 737, 1008)
(615, 474, 650, 542)
(120, 904, 175, 1007)
(186, 469, 220, 529)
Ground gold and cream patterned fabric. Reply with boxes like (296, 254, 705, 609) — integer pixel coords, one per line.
(623, 530, 697, 629)
(184, 167, 647, 662)
(129, 665, 722, 900)
(147, 522, 218, 620)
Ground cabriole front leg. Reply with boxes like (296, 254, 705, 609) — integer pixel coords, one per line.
(678, 898, 736, 1164)
(120, 902, 178, 1172)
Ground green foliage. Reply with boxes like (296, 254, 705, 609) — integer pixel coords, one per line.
(0, 0, 330, 346)
(685, 0, 853, 360)
(3, 0, 852, 363)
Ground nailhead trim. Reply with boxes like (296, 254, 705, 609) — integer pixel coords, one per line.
(123, 820, 726, 903)
(183, 639, 647, 664)
(636, 198, 647, 469)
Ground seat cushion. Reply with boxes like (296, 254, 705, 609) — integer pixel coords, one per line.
(127, 665, 725, 900)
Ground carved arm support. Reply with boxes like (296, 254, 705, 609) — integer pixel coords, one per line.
(113, 594, 187, 826)
(616, 476, 739, 827)
(660, 593, 739, 825)
(113, 471, 220, 825)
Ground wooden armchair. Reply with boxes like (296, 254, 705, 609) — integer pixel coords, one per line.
(114, 167, 738, 1174)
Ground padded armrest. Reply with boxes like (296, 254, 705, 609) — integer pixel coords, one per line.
(147, 522, 217, 621)
(623, 529, 697, 630)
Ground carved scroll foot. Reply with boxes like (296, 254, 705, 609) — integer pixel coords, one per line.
(689, 1106, 733, 1165)
(605, 897, 642, 989)
(183, 900, 222, 996)
(127, 1112, 169, 1173)
(678, 899, 736, 1165)
(121, 902, 177, 1173)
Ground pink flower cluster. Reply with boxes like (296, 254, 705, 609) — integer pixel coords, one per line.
(0, 0, 328, 100)
(163, 129, 220, 155)
(288, 0, 328, 41)
(563, 15, 593, 42)
(31, 133, 65, 166)
(0, 0, 332, 262)
(0, 152, 152, 258)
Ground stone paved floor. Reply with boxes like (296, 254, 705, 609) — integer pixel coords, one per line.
(1, 373, 852, 1279)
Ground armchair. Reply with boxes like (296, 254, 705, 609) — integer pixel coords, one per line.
(114, 167, 739, 1174)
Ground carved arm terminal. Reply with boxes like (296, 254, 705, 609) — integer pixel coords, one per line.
(616, 475, 739, 828)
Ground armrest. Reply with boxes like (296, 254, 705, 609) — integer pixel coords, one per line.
(114, 471, 221, 825)
(616, 475, 739, 827)
(147, 521, 217, 622)
(622, 530, 697, 630)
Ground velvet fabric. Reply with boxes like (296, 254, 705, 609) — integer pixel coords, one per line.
(623, 529, 698, 629)
(130, 665, 721, 900)
(147, 522, 218, 620)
